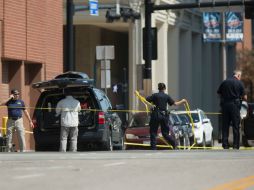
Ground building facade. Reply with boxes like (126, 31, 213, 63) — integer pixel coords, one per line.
(0, 0, 63, 150)
(69, 0, 236, 135)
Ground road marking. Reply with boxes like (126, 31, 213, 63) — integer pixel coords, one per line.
(103, 162, 126, 167)
(13, 173, 45, 180)
(209, 175, 254, 190)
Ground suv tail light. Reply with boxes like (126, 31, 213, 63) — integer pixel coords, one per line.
(98, 112, 105, 124)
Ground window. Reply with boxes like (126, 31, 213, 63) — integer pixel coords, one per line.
(94, 89, 111, 112)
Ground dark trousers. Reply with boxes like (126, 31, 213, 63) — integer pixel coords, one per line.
(149, 111, 176, 149)
(221, 102, 241, 149)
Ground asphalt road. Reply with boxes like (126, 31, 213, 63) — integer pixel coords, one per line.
(0, 150, 254, 190)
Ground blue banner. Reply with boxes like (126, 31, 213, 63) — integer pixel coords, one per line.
(89, 0, 99, 16)
(225, 12, 243, 42)
(203, 12, 222, 42)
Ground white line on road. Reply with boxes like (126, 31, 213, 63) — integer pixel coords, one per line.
(103, 162, 126, 167)
(13, 173, 45, 180)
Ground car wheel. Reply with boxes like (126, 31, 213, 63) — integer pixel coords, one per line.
(189, 135, 195, 147)
(207, 134, 214, 147)
(182, 134, 189, 149)
(175, 138, 181, 148)
(179, 137, 184, 147)
(102, 129, 113, 151)
(201, 133, 206, 148)
(242, 135, 250, 147)
(115, 135, 125, 150)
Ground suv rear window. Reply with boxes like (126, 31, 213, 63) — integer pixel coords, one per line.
(40, 90, 96, 129)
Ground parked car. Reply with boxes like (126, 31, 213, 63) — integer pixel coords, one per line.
(171, 111, 194, 148)
(241, 102, 254, 147)
(32, 71, 124, 151)
(124, 112, 185, 149)
(173, 109, 214, 147)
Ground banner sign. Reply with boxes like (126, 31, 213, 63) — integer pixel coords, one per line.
(225, 12, 243, 42)
(89, 0, 98, 16)
(203, 12, 222, 42)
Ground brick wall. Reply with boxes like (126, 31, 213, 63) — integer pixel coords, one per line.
(0, 0, 63, 149)
(27, 0, 46, 63)
(0, 0, 3, 20)
(3, 0, 26, 60)
(45, 0, 63, 80)
(2, 0, 63, 73)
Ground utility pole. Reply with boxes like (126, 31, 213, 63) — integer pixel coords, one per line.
(66, 0, 75, 71)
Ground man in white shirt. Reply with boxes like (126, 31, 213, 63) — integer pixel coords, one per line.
(56, 90, 81, 152)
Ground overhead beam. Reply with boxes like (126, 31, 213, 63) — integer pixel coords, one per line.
(153, 0, 254, 11)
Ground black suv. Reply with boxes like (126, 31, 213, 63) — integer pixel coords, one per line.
(32, 71, 124, 151)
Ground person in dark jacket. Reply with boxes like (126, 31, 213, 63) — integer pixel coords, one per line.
(146, 83, 186, 150)
(0, 89, 34, 152)
(217, 70, 247, 149)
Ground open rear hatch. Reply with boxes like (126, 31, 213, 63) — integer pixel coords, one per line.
(32, 71, 94, 90)
(32, 72, 96, 131)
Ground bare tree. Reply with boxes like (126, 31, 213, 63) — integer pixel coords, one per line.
(236, 49, 254, 102)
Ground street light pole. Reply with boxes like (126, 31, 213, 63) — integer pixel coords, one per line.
(66, 0, 75, 71)
(222, 13, 227, 80)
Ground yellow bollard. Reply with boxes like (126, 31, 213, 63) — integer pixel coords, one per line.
(2, 117, 8, 136)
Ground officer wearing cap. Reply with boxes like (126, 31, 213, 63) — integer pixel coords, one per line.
(0, 89, 34, 152)
(146, 83, 187, 150)
(217, 70, 247, 149)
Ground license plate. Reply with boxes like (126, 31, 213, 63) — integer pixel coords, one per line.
(143, 141, 150, 145)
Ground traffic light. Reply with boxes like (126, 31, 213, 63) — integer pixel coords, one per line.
(131, 11, 141, 21)
(105, 9, 121, 23)
(143, 27, 158, 60)
(245, 5, 254, 19)
(105, 8, 141, 23)
(121, 8, 132, 22)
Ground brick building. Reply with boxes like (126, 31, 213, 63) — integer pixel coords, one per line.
(0, 0, 63, 150)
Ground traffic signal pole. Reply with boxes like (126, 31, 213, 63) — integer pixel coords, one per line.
(144, 0, 254, 79)
(144, 0, 153, 79)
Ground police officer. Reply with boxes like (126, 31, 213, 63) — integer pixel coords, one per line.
(146, 83, 187, 150)
(0, 89, 34, 152)
(217, 70, 247, 149)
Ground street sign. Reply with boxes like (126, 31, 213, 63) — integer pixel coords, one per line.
(96, 46, 115, 60)
(89, 0, 99, 16)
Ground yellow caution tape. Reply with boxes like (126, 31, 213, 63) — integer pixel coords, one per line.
(124, 142, 254, 150)
(158, 136, 173, 149)
(135, 90, 155, 114)
(0, 127, 33, 134)
(184, 101, 196, 149)
(0, 105, 223, 115)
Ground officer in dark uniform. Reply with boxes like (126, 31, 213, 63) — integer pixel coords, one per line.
(146, 83, 186, 150)
(217, 70, 247, 149)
